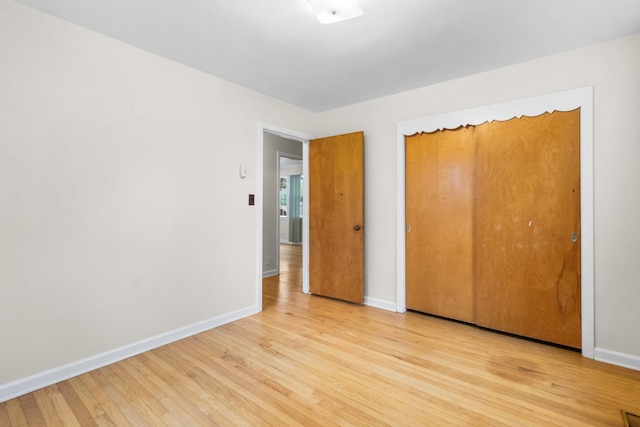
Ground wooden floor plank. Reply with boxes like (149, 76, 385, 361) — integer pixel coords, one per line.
(46, 384, 83, 427)
(16, 393, 47, 426)
(107, 362, 168, 420)
(0, 404, 11, 427)
(140, 350, 247, 426)
(65, 376, 115, 427)
(31, 388, 65, 426)
(2, 244, 640, 425)
(5, 398, 28, 427)
(54, 381, 98, 427)
(152, 344, 312, 427)
(76, 371, 131, 427)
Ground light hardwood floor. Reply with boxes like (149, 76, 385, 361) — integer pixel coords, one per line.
(2, 243, 639, 426)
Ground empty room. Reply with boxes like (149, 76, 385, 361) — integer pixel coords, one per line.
(2, 0, 640, 425)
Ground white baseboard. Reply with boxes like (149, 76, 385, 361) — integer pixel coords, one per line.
(0, 305, 260, 403)
(594, 347, 640, 372)
(364, 296, 397, 312)
(262, 269, 278, 278)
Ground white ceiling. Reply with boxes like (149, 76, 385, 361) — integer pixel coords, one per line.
(15, 0, 640, 112)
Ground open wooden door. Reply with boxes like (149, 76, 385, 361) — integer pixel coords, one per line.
(309, 131, 364, 304)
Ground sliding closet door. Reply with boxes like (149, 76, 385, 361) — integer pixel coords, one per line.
(475, 110, 581, 348)
(406, 127, 476, 323)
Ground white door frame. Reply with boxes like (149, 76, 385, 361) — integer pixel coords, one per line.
(257, 122, 313, 311)
(395, 87, 595, 358)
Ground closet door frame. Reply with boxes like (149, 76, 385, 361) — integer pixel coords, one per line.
(395, 86, 594, 358)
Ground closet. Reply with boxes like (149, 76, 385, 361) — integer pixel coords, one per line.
(406, 110, 581, 348)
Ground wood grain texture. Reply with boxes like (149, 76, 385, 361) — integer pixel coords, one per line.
(406, 127, 476, 323)
(2, 244, 639, 426)
(309, 131, 364, 304)
(475, 110, 581, 348)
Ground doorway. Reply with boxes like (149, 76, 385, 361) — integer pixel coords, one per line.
(262, 135, 303, 277)
(258, 125, 365, 309)
(258, 123, 313, 311)
(278, 154, 303, 247)
(274, 153, 304, 306)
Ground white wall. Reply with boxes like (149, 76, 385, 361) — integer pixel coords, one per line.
(0, 0, 313, 390)
(280, 218, 290, 242)
(261, 133, 302, 276)
(315, 34, 640, 366)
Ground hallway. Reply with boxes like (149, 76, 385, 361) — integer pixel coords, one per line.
(262, 243, 302, 309)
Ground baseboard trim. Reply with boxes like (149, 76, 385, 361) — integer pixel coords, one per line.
(364, 296, 396, 312)
(594, 347, 640, 371)
(0, 305, 260, 403)
(262, 269, 278, 278)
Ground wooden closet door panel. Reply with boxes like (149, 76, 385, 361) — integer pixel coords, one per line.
(406, 127, 476, 323)
(475, 110, 581, 348)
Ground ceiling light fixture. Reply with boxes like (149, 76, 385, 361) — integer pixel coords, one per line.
(306, 0, 364, 24)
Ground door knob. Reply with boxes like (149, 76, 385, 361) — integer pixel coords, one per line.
(354, 225, 361, 231)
